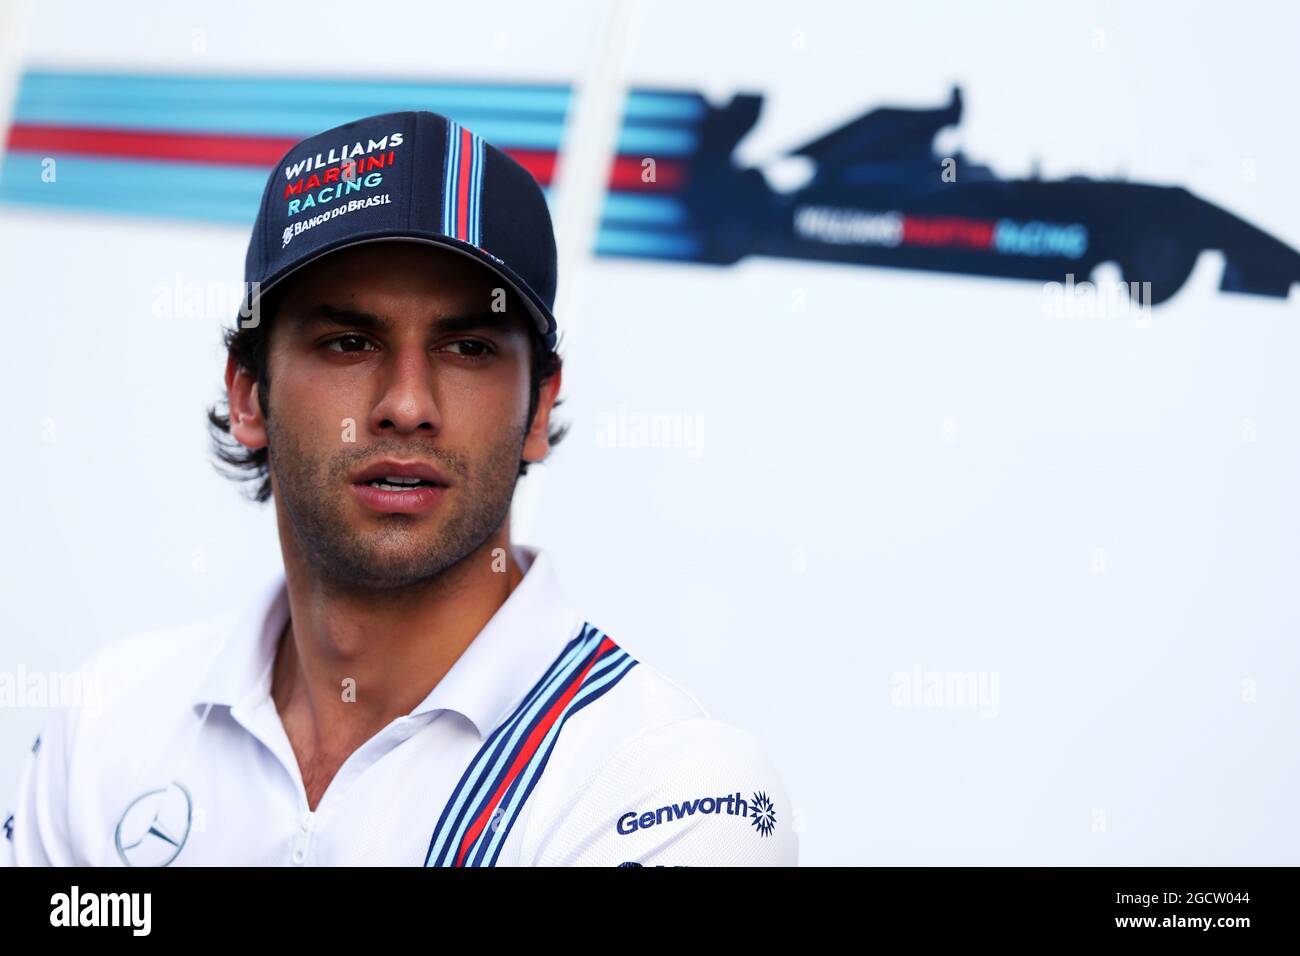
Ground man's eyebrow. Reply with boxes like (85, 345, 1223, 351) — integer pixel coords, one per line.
(294, 303, 520, 335)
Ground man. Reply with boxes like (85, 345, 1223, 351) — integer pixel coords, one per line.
(2, 110, 797, 866)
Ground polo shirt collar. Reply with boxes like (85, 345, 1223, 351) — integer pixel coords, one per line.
(189, 544, 583, 741)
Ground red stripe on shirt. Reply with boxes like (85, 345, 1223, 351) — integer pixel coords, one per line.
(453, 636, 617, 866)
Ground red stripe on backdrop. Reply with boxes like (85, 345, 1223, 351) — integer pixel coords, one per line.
(5, 123, 561, 186)
(506, 148, 555, 186)
(607, 154, 685, 191)
(5, 123, 298, 166)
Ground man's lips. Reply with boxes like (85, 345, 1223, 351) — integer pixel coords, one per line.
(351, 459, 451, 486)
(349, 459, 451, 514)
(351, 481, 445, 514)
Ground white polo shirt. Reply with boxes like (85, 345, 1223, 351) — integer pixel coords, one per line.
(2, 545, 797, 867)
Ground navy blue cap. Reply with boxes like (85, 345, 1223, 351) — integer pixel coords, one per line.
(242, 110, 558, 350)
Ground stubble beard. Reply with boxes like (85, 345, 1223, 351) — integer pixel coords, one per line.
(266, 414, 527, 592)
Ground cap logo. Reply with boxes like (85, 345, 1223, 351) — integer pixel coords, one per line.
(278, 130, 407, 246)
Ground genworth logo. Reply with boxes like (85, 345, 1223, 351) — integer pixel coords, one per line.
(749, 791, 776, 837)
(617, 790, 776, 838)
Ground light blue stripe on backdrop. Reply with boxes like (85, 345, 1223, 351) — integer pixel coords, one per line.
(622, 90, 709, 122)
(0, 154, 267, 223)
(13, 106, 571, 149)
(601, 192, 689, 226)
(595, 227, 702, 258)
(0, 186, 258, 225)
(17, 71, 572, 114)
(19, 72, 703, 123)
(0, 152, 555, 225)
(14, 71, 701, 155)
(613, 125, 697, 156)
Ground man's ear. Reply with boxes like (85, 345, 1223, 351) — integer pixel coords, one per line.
(522, 362, 562, 465)
(225, 352, 268, 450)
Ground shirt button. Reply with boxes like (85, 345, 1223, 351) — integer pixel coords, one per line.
(393, 720, 413, 740)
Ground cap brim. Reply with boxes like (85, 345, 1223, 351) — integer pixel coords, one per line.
(241, 232, 558, 350)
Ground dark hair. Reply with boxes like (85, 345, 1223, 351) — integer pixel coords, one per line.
(206, 290, 568, 503)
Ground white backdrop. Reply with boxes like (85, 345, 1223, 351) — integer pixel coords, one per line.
(2, 0, 1298, 865)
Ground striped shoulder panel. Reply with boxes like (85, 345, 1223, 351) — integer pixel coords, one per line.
(424, 622, 638, 867)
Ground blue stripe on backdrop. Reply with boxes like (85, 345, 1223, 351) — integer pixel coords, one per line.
(614, 125, 697, 156)
(13, 106, 572, 148)
(18, 73, 704, 124)
(595, 228, 702, 258)
(601, 192, 690, 226)
(2, 71, 711, 230)
(0, 187, 257, 225)
(622, 90, 709, 122)
(0, 152, 556, 227)
(0, 154, 268, 223)
(11, 106, 696, 156)
(13, 72, 702, 154)
(17, 72, 571, 114)
(14, 72, 570, 147)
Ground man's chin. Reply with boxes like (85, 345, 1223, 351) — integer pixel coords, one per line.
(321, 553, 452, 591)
(315, 524, 458, 588)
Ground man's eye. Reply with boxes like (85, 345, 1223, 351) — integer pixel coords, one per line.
(324, 334, 376, 353)
(444, 339, 494, 359)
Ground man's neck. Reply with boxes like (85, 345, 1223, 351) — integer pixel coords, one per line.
(270, 531, 524, 807)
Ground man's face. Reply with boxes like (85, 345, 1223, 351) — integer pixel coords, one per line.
(230, 240, 557, 591)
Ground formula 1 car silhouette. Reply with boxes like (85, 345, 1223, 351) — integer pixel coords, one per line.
(601, 86, 1300, 306)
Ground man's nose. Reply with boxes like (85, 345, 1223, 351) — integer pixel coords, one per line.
(368, 343, 442, 435)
